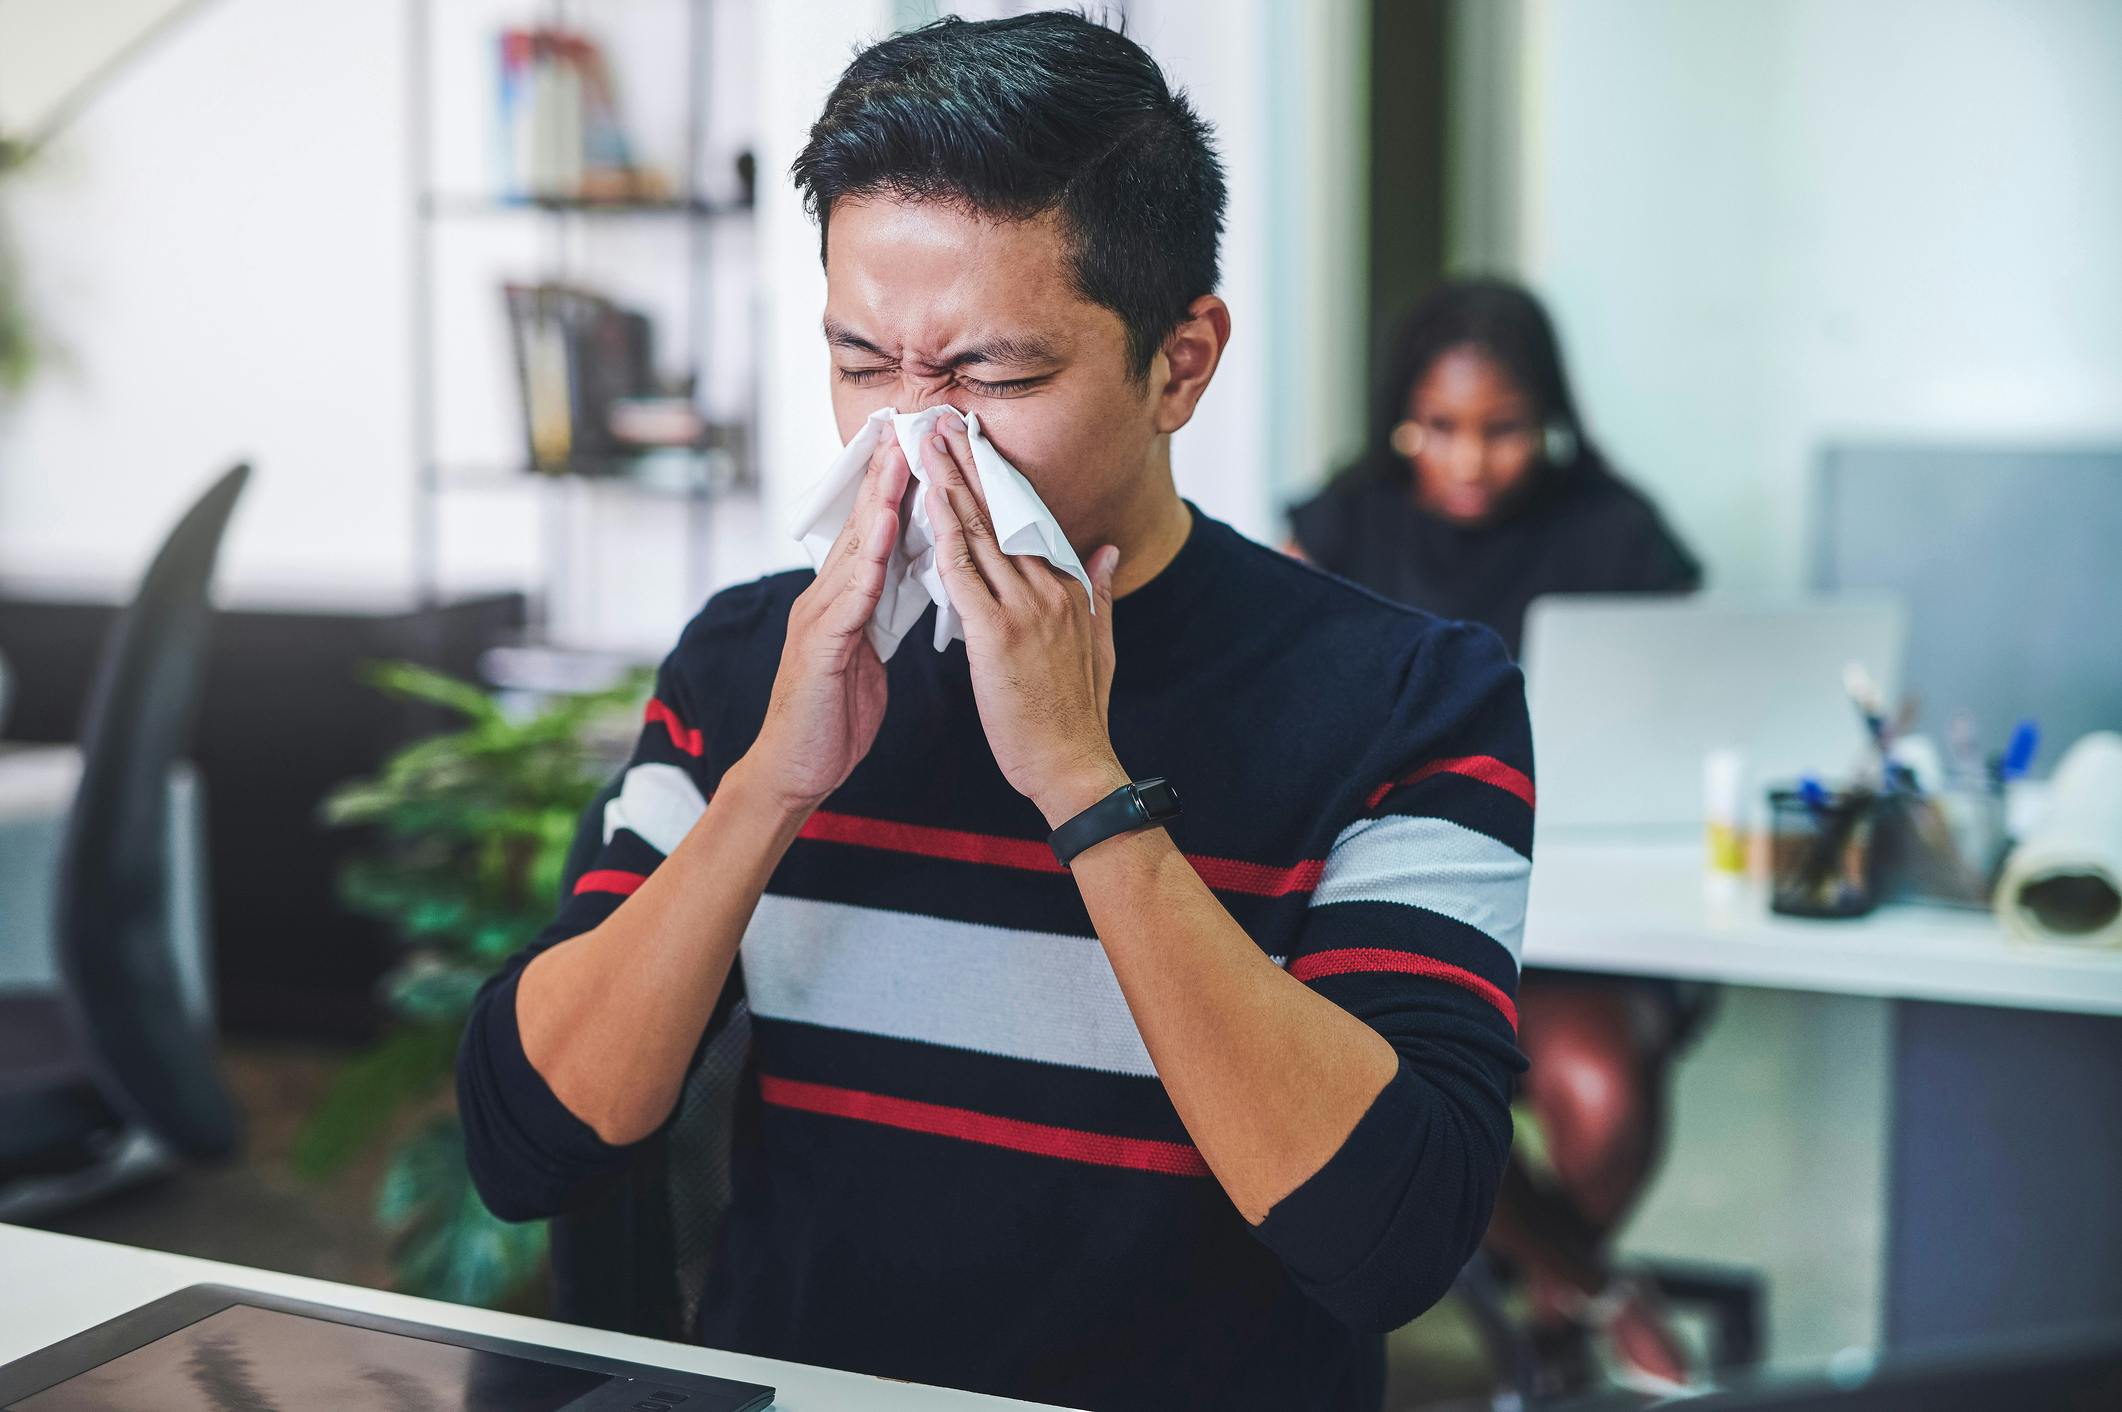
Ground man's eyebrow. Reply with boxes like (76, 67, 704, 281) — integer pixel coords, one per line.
(822, 318, 888, 357)
(821, 318, 1060, 370)
(933, 333, 1061, 369)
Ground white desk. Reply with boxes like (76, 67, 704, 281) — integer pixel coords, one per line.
(1520, 832, 2122, 1350)
(1523, 835, 2122, 1016)
(0, 1224, 1068, 1410)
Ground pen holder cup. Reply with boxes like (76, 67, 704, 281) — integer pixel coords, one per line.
(1873, 784, 2007, 907)
(1768, 787, 1881, 919)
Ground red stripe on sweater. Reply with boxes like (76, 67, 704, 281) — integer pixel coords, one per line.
(644, 698, 703, 757)
(1365, 755, 1535, 811)
(573, 869, 647, 897)
(801, 810, 1063, 873)
(759, 1075, 1212, 1177)
(1289, 947, 1519, 1030)
(798, 809, 1325, 898)
(1188, 854, 1326, 896)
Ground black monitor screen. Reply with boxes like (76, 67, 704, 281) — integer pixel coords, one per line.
(9, 1303, 611, 1412)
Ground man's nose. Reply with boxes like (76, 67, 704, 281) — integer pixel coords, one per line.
(900, 375, 962, 416)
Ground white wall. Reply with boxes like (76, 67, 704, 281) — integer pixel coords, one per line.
(0, 0, 414, 594)
(753, 0, 893, 552)
(1133, 0, 1368, 538)
(0, 0, 770, 653)
(0, 0, 1361, 648)
(1461, 0, 2122, 593)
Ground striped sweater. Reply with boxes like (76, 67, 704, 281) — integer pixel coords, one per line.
(458, 506, 1532, 1411)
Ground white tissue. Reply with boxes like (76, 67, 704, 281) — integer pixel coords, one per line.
(1995, 731, 2122, 949)
(789, 405, 1093, 661)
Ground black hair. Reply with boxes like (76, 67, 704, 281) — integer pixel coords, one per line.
(1345, 277, 1601, 486)
(791, 10, 1227, 380)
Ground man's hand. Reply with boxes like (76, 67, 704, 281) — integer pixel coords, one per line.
(920, 412, 1127, 828)
(741, 431, 911, 814)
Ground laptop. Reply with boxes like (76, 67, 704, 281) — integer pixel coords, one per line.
(0, 1284, 774, 1412)
(1520, 595, 1908, 834)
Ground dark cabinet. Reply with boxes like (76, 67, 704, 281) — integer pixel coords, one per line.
(0, 586, 526, 1041)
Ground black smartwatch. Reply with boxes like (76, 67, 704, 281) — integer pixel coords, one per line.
(1049, 777, 1182, 867)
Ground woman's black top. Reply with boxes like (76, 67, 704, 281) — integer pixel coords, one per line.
(1287, 457, 1702, 658)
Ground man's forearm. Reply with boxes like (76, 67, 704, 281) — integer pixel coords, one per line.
(1068, 825, 1400, 1224)
(915, 416, 1393, 1215)
(515, 757, 806, 1146)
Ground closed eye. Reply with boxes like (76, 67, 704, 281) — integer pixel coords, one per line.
(958, 374, 1047, 398)
(832, 366, 1049, 397)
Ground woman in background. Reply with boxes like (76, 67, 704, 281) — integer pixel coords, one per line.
(1289, 278, 1698, 655)
(1289, 279, 1702, 1392)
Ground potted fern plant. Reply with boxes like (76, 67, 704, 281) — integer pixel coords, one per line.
(295, 660, 648, 1308)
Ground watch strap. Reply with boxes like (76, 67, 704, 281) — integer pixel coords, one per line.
(1049, 777, 1181, 867)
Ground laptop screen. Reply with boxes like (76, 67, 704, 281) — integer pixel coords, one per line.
(10, 1302, 610, 1412)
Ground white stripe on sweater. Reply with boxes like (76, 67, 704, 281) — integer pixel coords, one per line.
(742, 893, 1286, 1078)
(602, 762, 706, 856)
(1309, 814, 1528, 966)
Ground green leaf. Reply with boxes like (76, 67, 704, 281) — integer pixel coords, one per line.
(466, 915, 544, 962)
(304, 662, 643, 1301)
(378, 1117, 548, 1307)
(290, 1023, 461, 1181)
(386, 957, 490, 1023)
(357, 660, 507, 726)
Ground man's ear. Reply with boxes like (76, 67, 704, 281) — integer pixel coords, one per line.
(1151, 295, 1231, 436)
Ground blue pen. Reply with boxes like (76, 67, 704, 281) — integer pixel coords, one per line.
(1797, 776, 1836, 818)
(2000, 719, 2040, 781)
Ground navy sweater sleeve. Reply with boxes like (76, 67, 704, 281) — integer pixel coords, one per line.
(457, 584, 772, 1223)
(1253, 620, 1532, 1331)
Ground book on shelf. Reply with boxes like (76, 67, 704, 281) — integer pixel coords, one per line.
(493, 26, 666, 203)
(502, 283, 575, 469)
(501, 283, 709, 476)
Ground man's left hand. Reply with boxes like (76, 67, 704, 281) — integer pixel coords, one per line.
(920, 412, 1128, 829)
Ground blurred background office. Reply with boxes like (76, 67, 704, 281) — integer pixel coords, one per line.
(1, 1, 2118, 1408)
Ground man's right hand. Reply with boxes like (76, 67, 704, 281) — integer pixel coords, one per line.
(512, 441, 909, 1146)
(737, 432, 911, 815)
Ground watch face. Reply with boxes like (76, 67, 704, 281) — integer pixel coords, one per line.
(1134, 778, 1180, 817)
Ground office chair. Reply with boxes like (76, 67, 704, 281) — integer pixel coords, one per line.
(1443, 1247, 1763, 1407)
(546, 769, 752, 1341)
(0, 464, 250, 1218)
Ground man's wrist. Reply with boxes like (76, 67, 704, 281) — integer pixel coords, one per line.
(720, 751, 820, 839)
(1035, 755, 1133, 831)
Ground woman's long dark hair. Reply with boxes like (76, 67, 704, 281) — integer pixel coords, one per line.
(1344, 277, 1604, 489)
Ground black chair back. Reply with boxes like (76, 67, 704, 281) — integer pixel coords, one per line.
(55, 463, 249, 1159)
